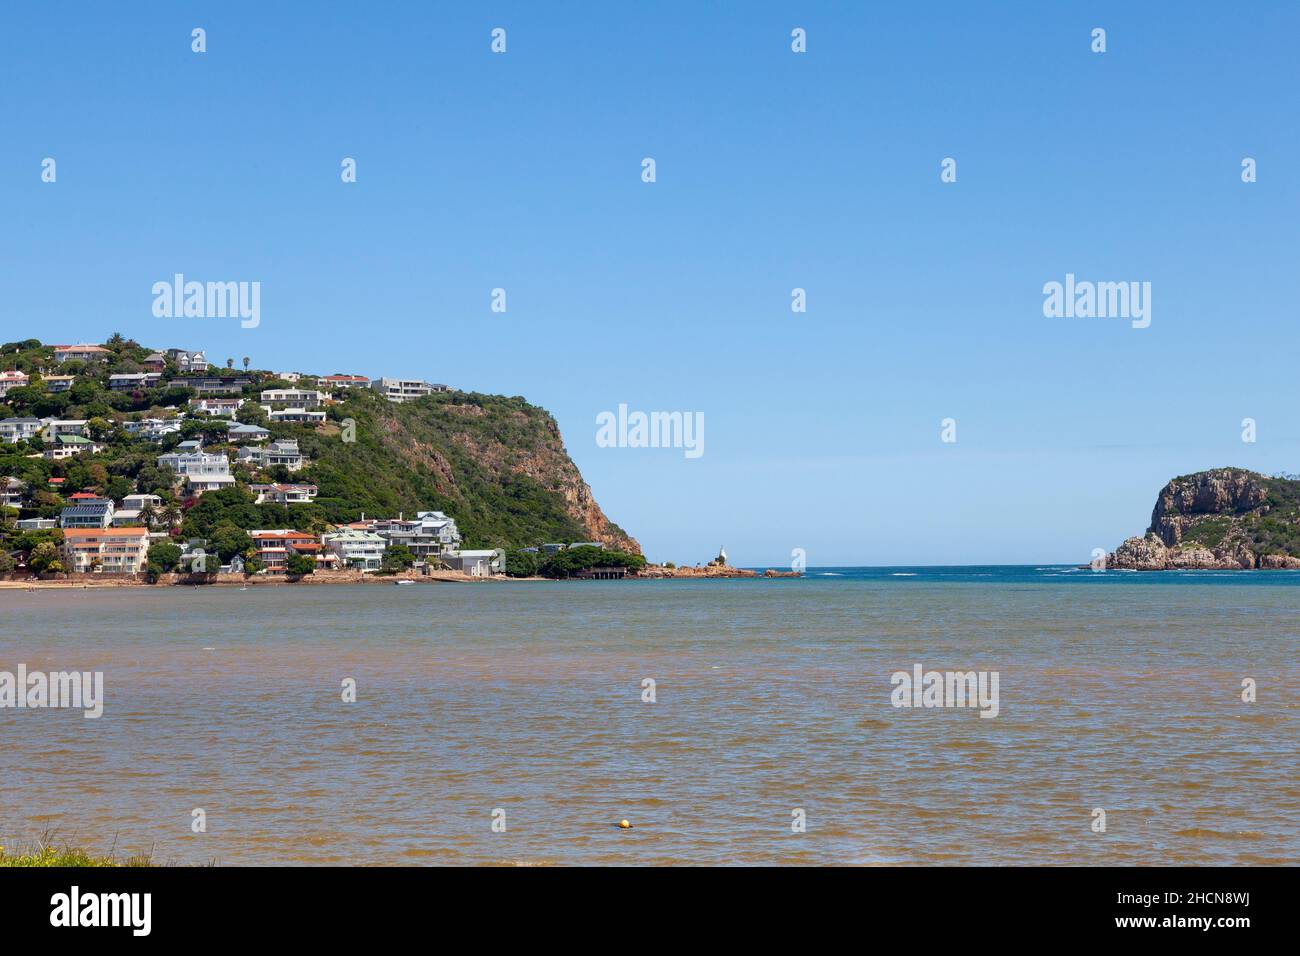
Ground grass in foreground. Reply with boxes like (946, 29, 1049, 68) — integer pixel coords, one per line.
(0, 843, 154, 867)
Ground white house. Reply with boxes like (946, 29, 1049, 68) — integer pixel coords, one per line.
(323, 528, 387, 570)
(250, 483, 317, 505)
(227, 422, 270, 442)
(194, 397, 244, 417)
(43, 435, 106, 459)
(113, 493, 162, 527)
(166, 349, 210, 374)
(157, 449, 236, 494)
(41, 418, 88, 439)
(124, 418, 182, 442)
(237, 439, 304, 472)
(1, 477, 25, 509)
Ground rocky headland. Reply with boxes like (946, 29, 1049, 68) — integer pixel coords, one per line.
(1108, 468, 1300, 570)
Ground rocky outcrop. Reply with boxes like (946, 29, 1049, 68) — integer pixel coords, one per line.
(1107, 468, 1300, 570)
(637, 564, 758, 578)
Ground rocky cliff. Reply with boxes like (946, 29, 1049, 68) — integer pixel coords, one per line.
(1108, 468, 1300, 569)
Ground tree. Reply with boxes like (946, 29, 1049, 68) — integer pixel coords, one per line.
(86, 417, 112, 441)
(138, 502, 158, 528)
(159, 503, 182, 529)
(503, 549, 539, 577)
(147, 541, 183, 572)
(242, 356, 250, 371)
(380, 544, 415, 574)
(208, 523, 254, 563)
(0, 551, 16, 573)
(285, 553, 315, 576)
(226, 358, 234, 370)
(28, 541, 61, 573)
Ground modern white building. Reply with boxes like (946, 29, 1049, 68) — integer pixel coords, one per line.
(264, 406, 326, 424)
(108, 372, 162, 391)
(444, 549, 500, 577)
(0, 417, 43, 443)
(371, 378, 450, 403)
(260, 389, 323, 409)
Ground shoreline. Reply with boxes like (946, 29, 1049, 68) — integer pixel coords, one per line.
(0, 565, 801, 589)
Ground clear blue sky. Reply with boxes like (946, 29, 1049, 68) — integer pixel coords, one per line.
(2, 2, 1297, 565)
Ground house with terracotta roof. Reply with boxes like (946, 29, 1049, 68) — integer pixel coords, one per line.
(320, 374, 369, 390)
(250, 483, 317, 505)
(0, 370, 29, 396)
(60, 527, 150, 573)
(249, 529, 329, 572)
(53, 344, 111, 364)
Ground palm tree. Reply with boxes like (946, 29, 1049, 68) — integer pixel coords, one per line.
(160, 504, 182, 529)
(138, 502, 157, 529)
(242, 356, 250, 371)
(226, 358, 234, 370)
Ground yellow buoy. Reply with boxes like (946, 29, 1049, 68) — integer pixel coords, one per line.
(618, 819, 632, 829)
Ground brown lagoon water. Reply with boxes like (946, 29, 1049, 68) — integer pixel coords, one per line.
(1, 570, 1297, 865)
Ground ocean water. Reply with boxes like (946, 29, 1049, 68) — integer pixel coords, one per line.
(1, 568, 1296, 866)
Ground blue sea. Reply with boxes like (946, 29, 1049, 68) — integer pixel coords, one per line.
(2, 571, 1296, 865)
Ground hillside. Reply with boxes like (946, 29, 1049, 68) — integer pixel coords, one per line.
(305, 389, 638, 550)
(1108, 468, 1300, 569)
(0, 335, 638, 553)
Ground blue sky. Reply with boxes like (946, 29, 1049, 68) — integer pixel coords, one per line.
(2, 2, 1297, 565)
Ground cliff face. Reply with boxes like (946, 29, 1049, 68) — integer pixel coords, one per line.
(307, 390, 640, 553)
(1108, 468, 1300, 569)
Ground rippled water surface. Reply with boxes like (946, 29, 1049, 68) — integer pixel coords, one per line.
(2, 569, 1297, 865)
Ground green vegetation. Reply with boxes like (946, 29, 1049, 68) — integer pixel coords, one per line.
(1180, 516, 1231, 549)
(0, 843, 153, 868)
(1159, 470, 1300, 560)
(536, 545, 645, 579)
